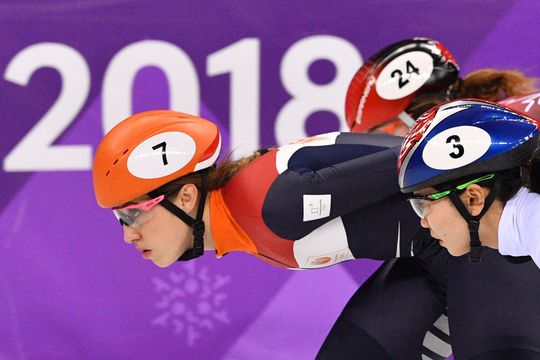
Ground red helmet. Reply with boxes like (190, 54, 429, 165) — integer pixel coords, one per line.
(93, 110, 221, 208)
(345, 38, 459, 132)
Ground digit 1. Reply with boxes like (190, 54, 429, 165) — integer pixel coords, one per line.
(207, 38, 261, 158)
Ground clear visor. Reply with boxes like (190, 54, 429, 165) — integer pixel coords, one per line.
(407, 198, 429, 218)
(112, 195, 164, 228)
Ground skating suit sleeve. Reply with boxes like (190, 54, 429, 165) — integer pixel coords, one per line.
(211, 132, 432, 269)
(499, 187, 540, 269)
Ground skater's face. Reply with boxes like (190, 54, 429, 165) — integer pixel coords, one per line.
(414, 187, 471, 256)
(119, 188, 195, 268)
(410, 174, 497, 256)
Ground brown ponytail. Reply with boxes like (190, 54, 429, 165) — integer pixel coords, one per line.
(207, 149, 269, 190)
(407, 69, 538, 122)
(150, 149, 268, 198)
(458, 69, 538, 101)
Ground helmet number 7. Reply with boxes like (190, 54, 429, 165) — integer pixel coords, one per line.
(152, 141, 168, 166)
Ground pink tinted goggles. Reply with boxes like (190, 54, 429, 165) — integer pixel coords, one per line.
(112, 195, 165, 227)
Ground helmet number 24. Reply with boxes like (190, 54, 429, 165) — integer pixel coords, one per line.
(446, 135, 464, 159)
(391, 60, 420, 89)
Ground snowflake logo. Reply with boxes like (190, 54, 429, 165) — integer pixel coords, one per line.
(150, 262, 231, 346)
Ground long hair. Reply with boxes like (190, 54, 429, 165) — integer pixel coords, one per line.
(207, 149, 268, 190)
(152, 149, 268, 200)
(407, 69, 538, 118)
(457, 69, 537, 101)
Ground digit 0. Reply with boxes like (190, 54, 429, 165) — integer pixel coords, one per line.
(102, 40, 200, 133)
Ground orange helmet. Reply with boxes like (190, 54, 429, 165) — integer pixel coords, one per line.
(93, 110, 221, 208)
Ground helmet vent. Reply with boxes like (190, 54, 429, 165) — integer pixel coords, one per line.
(104, 149, 129, 177)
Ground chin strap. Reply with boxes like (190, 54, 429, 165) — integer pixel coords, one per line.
(449, 176, 502, 263)
(397, 111, 416, 127)
(149, 170, 209, 262)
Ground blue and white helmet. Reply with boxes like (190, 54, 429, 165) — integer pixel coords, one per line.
(398, 99, 539, 193)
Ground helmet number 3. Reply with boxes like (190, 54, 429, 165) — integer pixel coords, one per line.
(152, 142, 168, 166)
(422, 126, 491, 170)
(446, 135, 464, 159)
